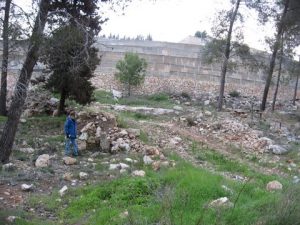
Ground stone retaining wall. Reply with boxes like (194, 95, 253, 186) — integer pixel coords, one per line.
(91, 73, 297, 102)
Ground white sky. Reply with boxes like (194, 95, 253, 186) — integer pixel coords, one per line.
(13, 0, 278, 52)
(100, 0, 275, 52)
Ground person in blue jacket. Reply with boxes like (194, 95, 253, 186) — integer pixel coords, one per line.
(64, 111, 79, 156)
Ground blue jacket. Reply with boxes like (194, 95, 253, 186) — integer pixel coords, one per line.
(64, 116, 77, 139)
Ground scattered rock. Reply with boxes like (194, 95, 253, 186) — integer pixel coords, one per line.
(99, 132, 110, 152)
(119, 129, 128, 136)
(20, 118, 27, 123)
(59, 185, 68, 197)
(292, 176, 300, 184)
(132, 170, 146, 177)
(266, 180, 283, 191)
(112, 89, 122, 100)
(79, 132, 88, 141)
(6, 216, 17, 223)
(204, 110, 212, 116)
(21, 184, 33, 191)
(63, 172, 73, 181)
(109, 164, 121, 170)
(143, 155, 153, 165)
(125, 158, 134, 163)
(173, 105, 183, 111)
(79, 172, 89, 180)
(268, 145, 288, 155)
(120, 169, 127, 174)
(152, 161, 161, 171)
(145, 146, 160, 156)
(77, 140, 87, 151)
(119, 210, 129, 218)
(204, 100, 210, 106)
(19, 147, 35, 153)
(63, 156, 77, 165)
(209, 197, 233, 208)
(2, 163, 15, 171)
(160, 161, 170, 167)
(119, 163, 130, 169)
(127, 128, 141, 137)
(35, 154, 50, 168)
(169, 137, 182, 146)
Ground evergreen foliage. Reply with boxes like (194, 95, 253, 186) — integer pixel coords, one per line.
(115, 52, 147, 96)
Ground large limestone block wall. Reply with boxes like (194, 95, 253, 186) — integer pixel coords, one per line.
(93, 38, 296, 100)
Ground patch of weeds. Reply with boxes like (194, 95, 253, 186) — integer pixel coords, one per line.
(22, 156, 290, 225)
(147, 93, 169, 102)
(0, 209, 55, 225)
(116, 114, 129, 128)
(119, 111, 153, 121)
(44, 135, 64, 145)
(12, 151, 30, 161)
(0, 115, 7, 122)
(93, 89, 116, 105)
(27, 192, 62, 213)
(138, 130, 149, 144)
(189, 142, 284, 183)
(181, 92, 191, 100)
(257, 120, 271, 132)
(38, 166, 55, 175)
(118, 93, 174, 108)
(263, 184, 300, 225)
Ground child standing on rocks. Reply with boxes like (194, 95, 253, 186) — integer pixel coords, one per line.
(64, 111, 79, 156)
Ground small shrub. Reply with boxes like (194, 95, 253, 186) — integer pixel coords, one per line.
(229, 90, 240, 98)
(186, 117, 197, 126)
(116, 115, 129, 128)
(263, 185, 300, 225)
(147, 93, 169, 102)
(181, 92, 191, 99)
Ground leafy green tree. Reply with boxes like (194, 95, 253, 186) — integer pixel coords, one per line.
(115, 52, 147, 96)
(40, 25, 100, 115)
(0, 0, 109, 163)
(195, 30, 207, 39)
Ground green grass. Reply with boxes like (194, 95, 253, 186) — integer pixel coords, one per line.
(93, 90, 174, 108)
(139, 130, 149, 144)
(0, 115, 7, 122)
(119, 111, 154, 121)
(93, 89, 117, 105)
(189, 142, 283, 184)
(20, 157, 287, 225)
(119, 93, 174, 108)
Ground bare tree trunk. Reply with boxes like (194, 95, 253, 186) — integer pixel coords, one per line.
(128, 84, 131, 97)
(260, 0, 290, 111)
(293, 72, 299, 106)
(217, 0, 241, 111)
(58, 87, 67, 116)
(0, 0, 12, 116)
(0, 0, 50, 163)
(271, 36, 284, 112)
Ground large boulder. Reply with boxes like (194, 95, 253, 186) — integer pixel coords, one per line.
(266, 180, 283, 191)
(63, 156, 77, 165)
(35, 154, 50, 168)
(268, 145, 288, 155)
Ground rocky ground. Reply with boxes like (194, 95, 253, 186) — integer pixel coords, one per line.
(1, 90, 300, 224)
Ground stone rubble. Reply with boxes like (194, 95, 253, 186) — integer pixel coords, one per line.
(35, 154, 50, 168)
(59, 185, 68, 197)
(266, 180, 283, 191)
